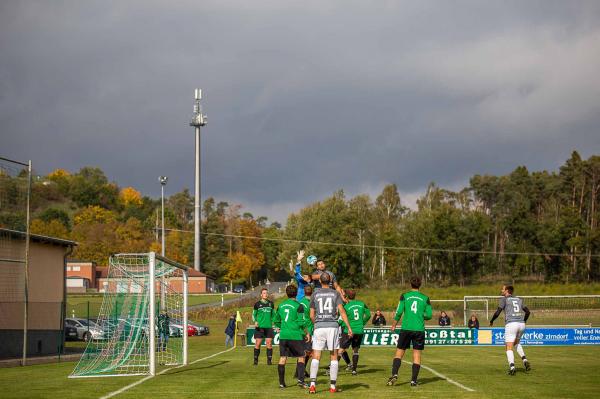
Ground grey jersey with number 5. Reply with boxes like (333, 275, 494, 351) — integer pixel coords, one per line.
(310, 288, 344, 329)
(499, 296, 525, 323)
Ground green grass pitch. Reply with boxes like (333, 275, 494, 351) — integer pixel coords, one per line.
(1, 321, 599, 398)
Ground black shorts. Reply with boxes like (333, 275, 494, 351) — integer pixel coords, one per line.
(280, 339, 306, 357)
(397, 330, 425, 350)
(304, 339, 313, 353)
(254, 327, 275, 339)
(340, 333, 363, 350)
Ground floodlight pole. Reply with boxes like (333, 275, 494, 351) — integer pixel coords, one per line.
(190, 89, 207, 272)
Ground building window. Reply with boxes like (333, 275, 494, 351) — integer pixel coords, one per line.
(72, 266, 81, 271)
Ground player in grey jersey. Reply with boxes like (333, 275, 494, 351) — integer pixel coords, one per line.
(308, 273, 353, 394)
(490, 285, 531, 375)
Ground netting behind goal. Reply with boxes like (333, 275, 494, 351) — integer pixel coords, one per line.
(463, 295, 600, 326)
(70, 253, 188, 378)
(0, 157, 31, 361)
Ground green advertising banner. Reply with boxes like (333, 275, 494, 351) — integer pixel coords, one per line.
(246, 327, 475, 346)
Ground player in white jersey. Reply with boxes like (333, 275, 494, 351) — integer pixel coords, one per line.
(308, 273, 353, 394)
(489, 285, 531, 375)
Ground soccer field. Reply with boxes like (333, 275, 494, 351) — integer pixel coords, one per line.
(1, 321, 599, 399)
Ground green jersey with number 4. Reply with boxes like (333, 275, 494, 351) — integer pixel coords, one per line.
(393, 290, 432, 332)
(341, 300, 371, 334)
(273, 298, 308, 340)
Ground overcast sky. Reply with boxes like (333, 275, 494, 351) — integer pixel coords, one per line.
(2, 1, 600, 224)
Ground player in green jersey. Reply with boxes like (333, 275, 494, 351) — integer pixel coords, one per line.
(293, 285, 313, 382)
(253, 288, 275, 365)
(338, 289, 371, 375)
(300, 285, 314, 353)
(387, 276, 432, 387)
(274, 284, 311, 389)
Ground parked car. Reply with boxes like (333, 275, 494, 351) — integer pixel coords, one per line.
(99, 317, 183, 339)
(64, 324, 78, 341)
(65, 318, 105, 341)
(233, 285, 245, 293)
(215, 283, 229, 293)
(172, 323, 198, 337)
(189, 322, 210, 336)
(168, 324, 183, 337)
(186, 324, 198, 336)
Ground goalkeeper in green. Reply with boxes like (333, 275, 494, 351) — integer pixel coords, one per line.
(273, 284, 310, 389)
(338, 289, 370, 375)
(387, 276, 432, 387)
(158, 312, 170, 352)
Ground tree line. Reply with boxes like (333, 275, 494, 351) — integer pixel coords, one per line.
(0, 151, 598, 287)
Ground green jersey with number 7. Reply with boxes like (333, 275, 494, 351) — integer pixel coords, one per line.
(273, 298, 308, 340)
(393, 291, 433, 332)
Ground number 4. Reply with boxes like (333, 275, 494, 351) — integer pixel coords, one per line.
(410, 301, 418, 314)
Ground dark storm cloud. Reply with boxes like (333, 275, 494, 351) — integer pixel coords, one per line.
(2, 1, 600, 223)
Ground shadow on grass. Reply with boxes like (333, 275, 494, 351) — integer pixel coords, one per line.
(347, 368, 384, 375)
(339, 382, 370, 391)
(166, 360, 230, 375)
(396, 376, 444, 386)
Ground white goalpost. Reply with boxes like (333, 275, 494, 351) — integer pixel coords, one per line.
(70, 252, 188, 378)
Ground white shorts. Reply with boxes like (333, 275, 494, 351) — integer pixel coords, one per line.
(312, 327, 340, 351)
(504, 322, 526, 343)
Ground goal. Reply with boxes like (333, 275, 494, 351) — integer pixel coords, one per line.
(70, 253, 188, 377)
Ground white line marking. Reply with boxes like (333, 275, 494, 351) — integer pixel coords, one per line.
(406, 360, 475, 392)
(99, 347, 235, 399)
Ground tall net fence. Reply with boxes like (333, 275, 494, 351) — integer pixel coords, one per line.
(0, 156, 31, 361)
(464, 295, 600, 326)
(70, 253, 187, 378)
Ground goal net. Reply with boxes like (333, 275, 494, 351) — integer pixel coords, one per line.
(70, 253, 188, 378)
(463, 295, 600, 326)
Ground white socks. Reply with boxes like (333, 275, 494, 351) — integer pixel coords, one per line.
(506, 350, 515, 365)
(329, 360, 339, 388)
(310, 359, 320, 386)
(516, 344, 526, 359)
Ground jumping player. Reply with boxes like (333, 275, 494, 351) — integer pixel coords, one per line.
(292, 250, 313, 301)
(387, 276, 432, 387)
(309, 259, 346, 301)
(338, 289, 370, 375)
(273, 284, 310, 389)
(309, 273, 353, 394)
(252, 288, 275, 365)
(489, 284, 531, 375)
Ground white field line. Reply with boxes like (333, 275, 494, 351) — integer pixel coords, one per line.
(405, 360, 475, 392)
(99, 347, 235, 399)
